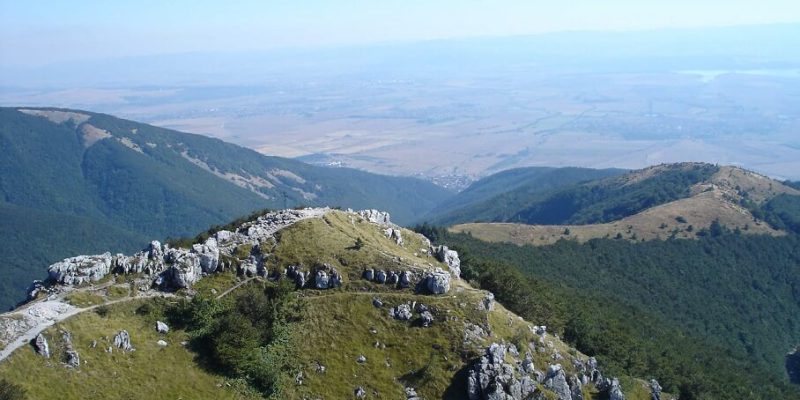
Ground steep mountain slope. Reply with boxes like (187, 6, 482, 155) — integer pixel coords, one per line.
(0, 209, 666, 400)
(421, 166, 626, 225)
(448, 164, 800, 245)
(424, 226, 800, 399)
(0, 107, 452, 310)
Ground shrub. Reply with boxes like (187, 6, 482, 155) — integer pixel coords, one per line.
(0, 378, 26, 400)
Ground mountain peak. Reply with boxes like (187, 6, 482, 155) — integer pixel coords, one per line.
(0, 207, 665, 399)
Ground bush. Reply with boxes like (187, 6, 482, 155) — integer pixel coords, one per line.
(0, 379, 26, 400)
(94, 305, 110, 317)
(167, 280, 301, 396)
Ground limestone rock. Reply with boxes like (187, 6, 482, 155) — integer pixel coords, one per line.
(375, 270, 387, 284)
(164, 248, 202, 288)
(434, 245, 461, 278)
(467, 343, 536, 400)
(238, 259, 258, 277)
(313, 264, 341, 289)
(569, 374, 584, 400)
(387, 271, 399, 285)
(61, 331, 80, 368)
(357, 209, 391, 225)
(192, 237, 220, 273)
(479, 292, 495, 311)
(649, 379, 662, 400)
(425, 268, 451, 294)
(33, 333, 50, 358)
(464, 323, 487, 344)
(545, 364, 572, 400)
(420, 311, 434, 327)
(598, 378, 625, 400)
(315, 270, 330, 289)
(354, 386, 367, 398)
(48, 253, 113, 285)
(156, 321, 169, 334)
(399, 270, 413, 288)
(363, 268, 374, 281)
(64, 347, 80, 368)
(390, 303, 413, 321)
(372, 297, 383, 308)
(384, 227, 404, 245)
(114, 330, 134, 351)
(157, 340, 168, 347)
(26, 280, 47, 301)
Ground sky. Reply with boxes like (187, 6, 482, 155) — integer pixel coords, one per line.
(1, 0, 800, 67)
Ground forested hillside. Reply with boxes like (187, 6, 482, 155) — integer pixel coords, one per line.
(416, 225, 800, 399)
(0, 107, 452, 309)
(421, 166, 625, 225)
(425, 164, 715, 226)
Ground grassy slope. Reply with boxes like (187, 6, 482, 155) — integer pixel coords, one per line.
(450, 165, 800, 246)
(0, 299, 258, 400)
(0, 211, 661, 399)
(268, 212, 656, 399)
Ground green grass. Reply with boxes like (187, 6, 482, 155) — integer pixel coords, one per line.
(0, 210, 664, 400)
(106, 285, 130, 300)
(270, 211, 442, 281)
(64, 292, 105, 307)
(0, 299, 258, 400)
(194, 269, 243, 298)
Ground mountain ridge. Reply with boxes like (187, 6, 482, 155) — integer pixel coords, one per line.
(0, 106, 453, 310)
(431, 162, 800, 245)
(0, 208, 668, 400)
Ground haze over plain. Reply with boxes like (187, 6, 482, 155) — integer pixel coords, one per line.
(2, 2, 800, 187)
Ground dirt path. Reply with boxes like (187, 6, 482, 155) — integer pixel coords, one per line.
(216, 277, 256, 299)
(0, 293, 171, 363)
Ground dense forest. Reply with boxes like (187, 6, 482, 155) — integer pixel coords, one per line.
(421, 166, 624, 225)
(416, 224, 800, 399)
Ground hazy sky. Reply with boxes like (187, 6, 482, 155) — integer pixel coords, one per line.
(2, 0, 800, 67)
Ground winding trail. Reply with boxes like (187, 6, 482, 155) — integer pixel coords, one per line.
(216, 277, 257, 300)
(0, 292, 172, 363)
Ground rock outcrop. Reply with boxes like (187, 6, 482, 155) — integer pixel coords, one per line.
(42, 208, 328, 291)
(48, 253, 113, 285)
(357, 209, 391, 225)
(114, 330, 134, 351)
(384, 227, 404, 246)
(156, 321, 169, 334)
(61, 330, 79, 368)
(467, 343, 537, 400)
(544, 364, 571, 400)
(33, 333, 49, 358)
(390, 303, 413, 321)
(313, 264, 342, 289)
(650, 379, 662, 400)
(424, 268, 451, 294)
(434, 245, 461, 278)
(420, 311, 434, 327)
